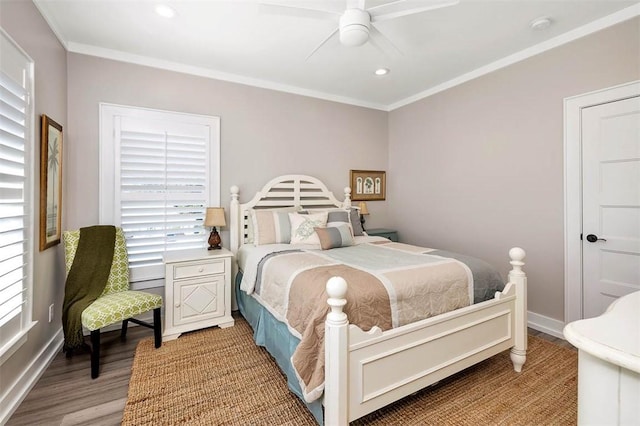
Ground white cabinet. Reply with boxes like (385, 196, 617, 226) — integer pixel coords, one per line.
(564, 291, 640, 425)
(163, 248, 234, 340)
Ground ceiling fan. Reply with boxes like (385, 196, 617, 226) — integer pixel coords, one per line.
(260, 0, 460, 60)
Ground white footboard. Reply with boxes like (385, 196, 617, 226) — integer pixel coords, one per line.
(324, 248, 527, 425)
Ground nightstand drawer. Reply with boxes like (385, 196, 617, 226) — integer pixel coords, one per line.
(173, 259, 225, 279)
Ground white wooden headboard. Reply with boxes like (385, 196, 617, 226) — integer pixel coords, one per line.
(229, 174, 352, 253)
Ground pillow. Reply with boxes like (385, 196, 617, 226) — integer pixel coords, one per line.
(289, 212, 328, 245)
(314, 224, 355, 250)
(349, 207, 365, 237)
(326, 210, 350, 226)
(300, 207, 364, 236)
(251, 207, 298, 245)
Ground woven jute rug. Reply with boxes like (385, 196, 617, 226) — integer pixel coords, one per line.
(123, 318, 577, 425)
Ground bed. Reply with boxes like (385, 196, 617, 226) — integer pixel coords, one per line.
(229, 175, 528, 425)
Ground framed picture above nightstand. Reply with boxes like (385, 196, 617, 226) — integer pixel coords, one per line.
(366, 228, 398, 242)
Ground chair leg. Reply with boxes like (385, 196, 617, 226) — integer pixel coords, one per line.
(153, 307, 162, 349)
(90, 330, 100, 379)
(121, 319, 129, 341)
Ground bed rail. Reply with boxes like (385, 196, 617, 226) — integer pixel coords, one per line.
(324, 248, 527, 425)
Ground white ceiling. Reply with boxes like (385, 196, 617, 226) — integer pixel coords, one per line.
(34, 0, 640, 110)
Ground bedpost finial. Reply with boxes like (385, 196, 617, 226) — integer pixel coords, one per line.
(230, 185, 239, 200)
(509, 247, 525, 272)
(327, 276, 347, 299)
(326, 276, 348, 324)
(509, 247, 525, 262)
(343, 187, 352, 208)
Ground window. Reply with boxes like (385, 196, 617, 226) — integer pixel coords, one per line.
(0, 29, 35, 362)
(100, 104, 220, 287)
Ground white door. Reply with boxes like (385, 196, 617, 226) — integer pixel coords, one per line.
(582, 96, 640, 319)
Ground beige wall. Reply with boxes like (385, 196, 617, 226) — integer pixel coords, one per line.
(388, 18, 640, 321)
(0, 0, 67, 412)
(66, 54, 389, 234)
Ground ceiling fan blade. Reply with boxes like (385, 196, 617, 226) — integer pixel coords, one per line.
(305, 27, 340, 61)
(370, 24, 404, 56)
(259, 2, 339, 21)
(370, 0, 459, 23)
(366, 32, 388, 56)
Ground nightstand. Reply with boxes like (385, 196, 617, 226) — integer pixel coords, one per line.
(163, 248, 234, 341)
(366, 228, 399, 242)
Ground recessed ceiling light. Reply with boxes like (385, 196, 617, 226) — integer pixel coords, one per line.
(155, 4, 176, 18)
(530, 17, 552, 31)
(375, 68, 390, 76)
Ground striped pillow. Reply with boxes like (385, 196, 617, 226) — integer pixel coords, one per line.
(251, 207, 298, 245)
(314, 224, 355, 250)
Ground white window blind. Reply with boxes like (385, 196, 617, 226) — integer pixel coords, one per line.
(100, 105, 220, 285)
(0, 30, 34, 357)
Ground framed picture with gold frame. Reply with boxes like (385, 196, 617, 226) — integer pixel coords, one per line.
(350, 169, 386, 201)
(40, 115, 63, 251)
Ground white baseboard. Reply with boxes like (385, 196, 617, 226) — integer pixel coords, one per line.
(0, 328, 64, 425)
(528, 311, 566, 339)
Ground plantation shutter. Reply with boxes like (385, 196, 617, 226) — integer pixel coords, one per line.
(0, 31, 33, 354)
(107, 112, 219, 284)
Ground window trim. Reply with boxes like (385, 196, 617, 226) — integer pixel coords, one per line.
(98, 103, 221, 287)
(0, 28, 36, 364)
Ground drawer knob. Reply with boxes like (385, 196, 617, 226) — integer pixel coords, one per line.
(198, 266, 204, 272)
(175, 302, 180, 308)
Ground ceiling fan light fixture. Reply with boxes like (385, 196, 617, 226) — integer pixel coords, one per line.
(340, 25, 369, 46)
(339, 9, 371, 46)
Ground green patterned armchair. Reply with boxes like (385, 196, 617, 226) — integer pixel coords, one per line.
(63, 227, 163, 378)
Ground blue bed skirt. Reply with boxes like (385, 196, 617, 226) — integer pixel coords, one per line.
(235, 273, 324, 424)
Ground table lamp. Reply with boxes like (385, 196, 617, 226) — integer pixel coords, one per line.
(204, 207, 226, 250)
(358, 201, 369, 232)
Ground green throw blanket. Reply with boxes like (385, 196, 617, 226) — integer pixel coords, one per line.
(62, 225, 116, 352)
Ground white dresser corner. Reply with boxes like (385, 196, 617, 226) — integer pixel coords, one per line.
(563, 291, 640, 425)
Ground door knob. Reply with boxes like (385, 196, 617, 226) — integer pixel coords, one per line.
(586, 234, 607, 243)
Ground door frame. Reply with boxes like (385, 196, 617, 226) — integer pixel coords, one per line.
(563, 80, 640, 324)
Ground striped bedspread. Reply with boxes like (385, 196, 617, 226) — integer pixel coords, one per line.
(239, 240, 501, 404)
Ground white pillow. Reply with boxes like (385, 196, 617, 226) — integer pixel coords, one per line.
(289, 212, 328, 245)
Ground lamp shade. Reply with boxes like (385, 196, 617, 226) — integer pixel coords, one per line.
(204, 207, 226, 227)
(358, 201, 369, 215)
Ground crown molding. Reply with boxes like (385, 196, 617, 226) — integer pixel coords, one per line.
(33, 0, 69, 50)
(387, 4, 640, 111)
(65, 42, 388, 111)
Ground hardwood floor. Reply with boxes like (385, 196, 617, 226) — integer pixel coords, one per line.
(7, 325, 575, 426)
(6, 326, 149, 426)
